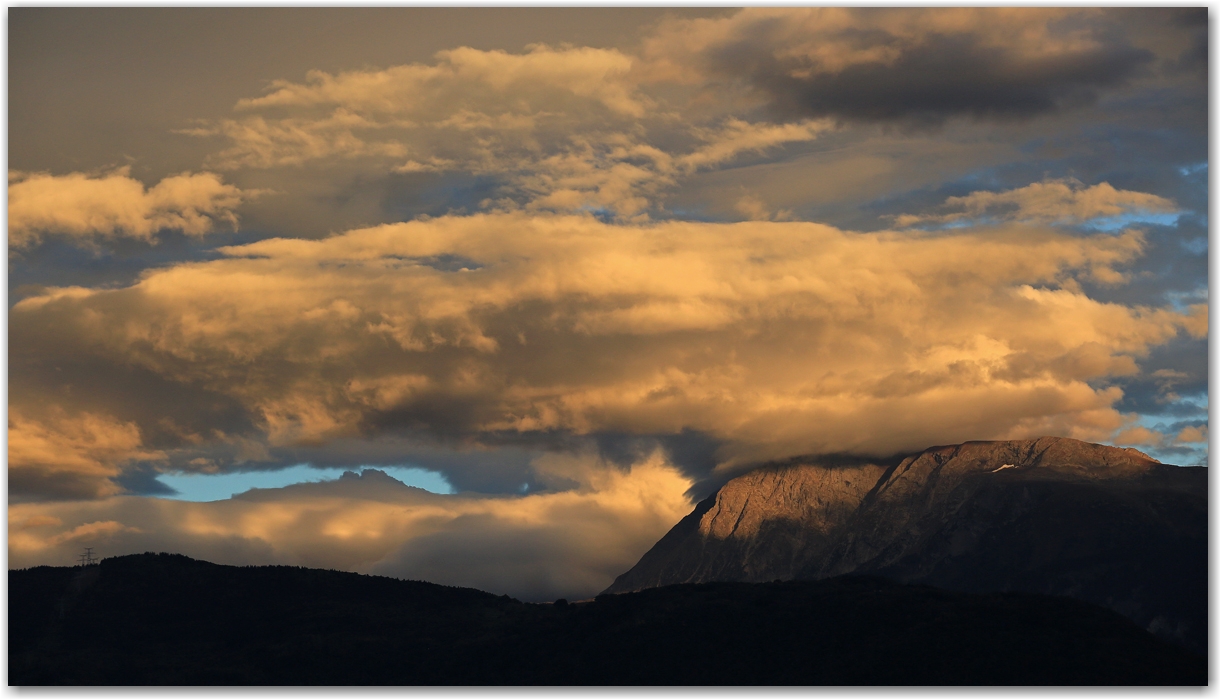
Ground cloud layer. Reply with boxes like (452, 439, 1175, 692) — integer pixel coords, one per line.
(11, 211, 1203, 500)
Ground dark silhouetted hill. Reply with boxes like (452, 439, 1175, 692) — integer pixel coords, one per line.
(9, 552, 1204, 685)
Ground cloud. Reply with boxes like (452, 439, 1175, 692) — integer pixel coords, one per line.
(641, 8, 1153, 125)
(733, 193, 793, 222)
(8, 455, 694, 602)
(182, 112, 411, 170)
(191, 44, 648, 171)
(677, 119, 831, 172)
(1112, 412, 1205, 456)
(9, 409, 166, 501)
(1110, 418, 1208, 456)
(1174, 425, 1207, 444)
(5, 8, 1207, 604)
(893, 178, 1179, 228)
(10, 211, 1204, 499)
(8, 168, 249, 248)
(1113, 425, 1165, 447)
(185, 44, 831, 219)
(238, 45, 646, 117)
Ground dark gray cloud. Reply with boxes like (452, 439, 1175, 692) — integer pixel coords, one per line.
(1111, 336, 1208, 417)
(111, 465, 180, 498)
(742, 36, 1150, 126)
(8, 468, 117, 504)
(679, 10, 1161, 127)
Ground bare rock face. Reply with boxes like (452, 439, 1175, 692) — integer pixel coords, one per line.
(807, 437, 1163, 577)
(604, 437, 1206, 653)
(607, 458, 887, 592)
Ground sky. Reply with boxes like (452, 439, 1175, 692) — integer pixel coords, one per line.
(7, 7, 1209, 602)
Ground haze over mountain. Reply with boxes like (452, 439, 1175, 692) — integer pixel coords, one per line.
(605, 437, 1206, 654)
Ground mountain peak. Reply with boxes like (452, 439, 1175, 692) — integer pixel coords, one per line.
(603, 436, 1203, 653)
(898, 436, 1159, 474)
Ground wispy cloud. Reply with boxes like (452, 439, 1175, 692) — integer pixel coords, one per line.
(892, 178, 1179, 229)
(181, 44, 834, 220)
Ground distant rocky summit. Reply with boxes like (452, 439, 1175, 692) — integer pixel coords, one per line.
(604, 437, 1206, 653)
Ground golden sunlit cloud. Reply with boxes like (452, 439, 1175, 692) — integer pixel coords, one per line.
(11, 211, 1202, 496)
(9, 409, 166, 500)
(183, 44, 834, 219)
(8, 168, 249, 248)
(893, 178, 1180, 228)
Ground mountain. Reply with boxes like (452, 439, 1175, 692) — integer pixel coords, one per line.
(9, 553, 1204, 685)
(604, 437, 1207, 654)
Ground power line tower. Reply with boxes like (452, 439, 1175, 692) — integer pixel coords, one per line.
(81, 547, 97, 566)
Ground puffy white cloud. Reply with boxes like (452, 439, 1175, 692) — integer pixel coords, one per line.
(8, 168, 249, 248)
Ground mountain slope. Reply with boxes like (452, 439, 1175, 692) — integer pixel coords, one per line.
(607, 457, 889, 590)
(604, 437, 1207, 653)
(9, 553, 1204, 685)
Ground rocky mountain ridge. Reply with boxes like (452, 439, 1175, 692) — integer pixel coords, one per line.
(604, 437, 1206, 653)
